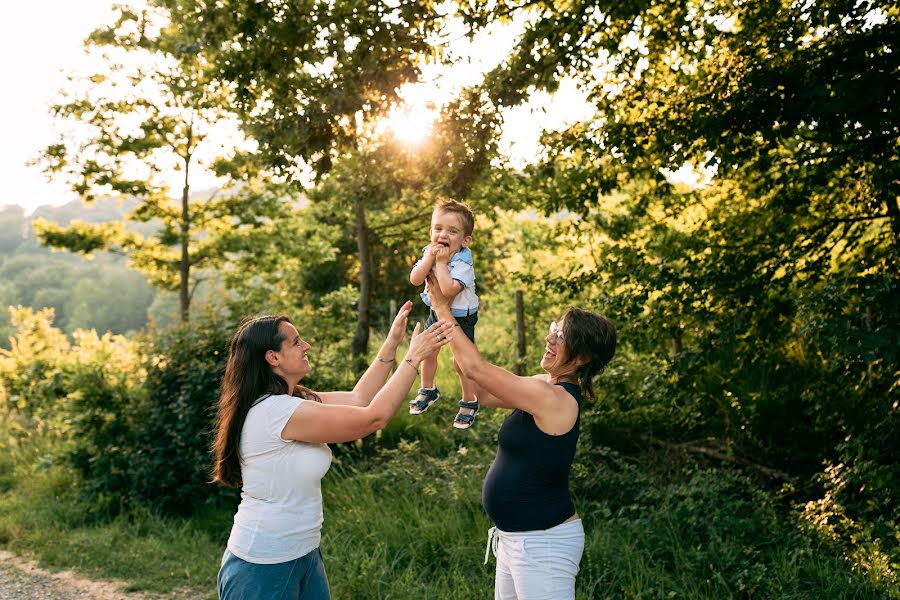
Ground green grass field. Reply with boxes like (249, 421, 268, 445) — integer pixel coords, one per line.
(0, 403, 893, 599)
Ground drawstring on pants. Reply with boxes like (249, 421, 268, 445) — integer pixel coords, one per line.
(484, 526, 498, 565)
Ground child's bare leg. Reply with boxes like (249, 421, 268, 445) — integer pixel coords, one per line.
(409, 348, 441, 415)
(421, 348, 439, 389)
(454, 359, 480, 427)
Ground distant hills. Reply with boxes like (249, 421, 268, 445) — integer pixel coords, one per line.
(0, 197, 176, 346)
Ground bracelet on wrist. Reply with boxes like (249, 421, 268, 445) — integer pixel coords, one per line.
(376, 356, 395, 363)
(403, 359, 420, 376)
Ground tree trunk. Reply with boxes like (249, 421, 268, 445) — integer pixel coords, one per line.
(351, 199, 371, 375)
(889, 193, 900, 255)
(671, 329, 683, 357)
(179, 147, 192, 322)
(515, 290, 526, 375)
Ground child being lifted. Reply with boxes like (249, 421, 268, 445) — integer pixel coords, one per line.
(408, 198, 480, 429)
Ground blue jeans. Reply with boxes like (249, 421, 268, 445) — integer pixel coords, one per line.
(218, 548, 330, 600)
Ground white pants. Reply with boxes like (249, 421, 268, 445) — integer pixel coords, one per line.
(484, 519, 585, 600)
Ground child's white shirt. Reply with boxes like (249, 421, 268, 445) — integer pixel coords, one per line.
(418, 247, 479, 316)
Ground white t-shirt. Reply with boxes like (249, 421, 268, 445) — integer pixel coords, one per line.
(226, 394, 333, 564)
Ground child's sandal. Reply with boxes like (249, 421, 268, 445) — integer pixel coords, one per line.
(453, 400, 479, 429)
(409, 387, 440, 415)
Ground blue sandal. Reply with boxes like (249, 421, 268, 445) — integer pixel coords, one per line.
(453, 400, 479, 429)
(409, 387, 440, 415)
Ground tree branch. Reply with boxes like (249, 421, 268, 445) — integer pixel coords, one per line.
(367, 209, 431, 233)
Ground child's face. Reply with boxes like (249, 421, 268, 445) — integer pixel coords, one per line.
(430, 209, 471, 256)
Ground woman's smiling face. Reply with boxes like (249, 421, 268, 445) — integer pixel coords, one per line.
(541, 318, 570, 375)
(271, 321, 312, 381)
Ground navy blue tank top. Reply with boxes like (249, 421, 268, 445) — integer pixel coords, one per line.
(482, 382, 581, 532)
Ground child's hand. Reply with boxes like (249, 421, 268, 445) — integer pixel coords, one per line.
(424, 242, 442, 262)
(432, 245, 451, 264)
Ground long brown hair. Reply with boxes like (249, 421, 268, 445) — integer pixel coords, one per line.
(212, 315, 318, 488)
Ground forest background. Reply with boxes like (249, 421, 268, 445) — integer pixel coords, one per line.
(0, 1, 897, 598)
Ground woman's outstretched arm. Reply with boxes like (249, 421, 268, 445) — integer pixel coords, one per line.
(426, 275, 577, 432)
(319, 300, 415, 407)
(281, 320, 453, 444)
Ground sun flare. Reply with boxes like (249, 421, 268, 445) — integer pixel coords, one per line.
(378, 103, 437, 146)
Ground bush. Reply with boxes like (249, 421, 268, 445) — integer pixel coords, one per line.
(126, 311, 236, 514)
(572, 447, 893, 598)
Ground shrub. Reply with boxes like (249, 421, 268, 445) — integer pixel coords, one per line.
(126, 311, 236, 514)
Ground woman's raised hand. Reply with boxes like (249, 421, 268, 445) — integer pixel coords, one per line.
(385, 300, 413, 349)
(425, 274, 450, 309)
(406, 320, 453, 363)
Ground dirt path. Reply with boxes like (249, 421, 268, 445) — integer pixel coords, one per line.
(0, 550, 151, 600)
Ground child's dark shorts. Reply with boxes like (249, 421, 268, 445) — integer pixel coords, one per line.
(426, 309, 477, 343)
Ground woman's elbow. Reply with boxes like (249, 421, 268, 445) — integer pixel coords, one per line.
(371, 415, 389, 432)
(454, 357, 484, 380)
(366, 408, 391, 433)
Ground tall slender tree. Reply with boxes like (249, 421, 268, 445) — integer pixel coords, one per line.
(34, 5, 280, 321)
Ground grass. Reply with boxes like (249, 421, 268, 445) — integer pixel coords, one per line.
(0, 466, 225, 598)
(0, 407, 895, 599)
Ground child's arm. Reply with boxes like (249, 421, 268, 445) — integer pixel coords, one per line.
(410, 245, 436, 286)
(432, 246, 464, 298)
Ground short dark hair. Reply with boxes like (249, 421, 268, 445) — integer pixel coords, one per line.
(434, 198, 475, 237)
(560, 308, 617, 401)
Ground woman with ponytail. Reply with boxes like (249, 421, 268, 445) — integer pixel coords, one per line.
(213, 301, 452, 600)
(427, 276, 617, 600)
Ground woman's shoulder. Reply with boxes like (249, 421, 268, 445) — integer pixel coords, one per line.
(250, 394, 304, 417)
(556, 381, 582, 402)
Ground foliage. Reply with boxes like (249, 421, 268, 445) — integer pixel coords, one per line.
(571, 446, 893, 598)
(157, 0, 446, 174)
(0, 306, 145, 509)
(32, 4, 292, 321)
(0, 307, 75, 420)
(125, 311, 236, 515)
(0, 200, 162, 343)
(0, 305, 229, 514)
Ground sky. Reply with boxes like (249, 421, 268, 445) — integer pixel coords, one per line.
(0, 0, 119, 214)
(0, 2, 595, 216)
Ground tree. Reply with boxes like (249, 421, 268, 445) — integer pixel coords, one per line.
(463, 0, 898, 252)
(156, 0, 505, 369)
(33, 5, 280, 321)
(458, 0, 899, 577)
(157, 0, 446, 174)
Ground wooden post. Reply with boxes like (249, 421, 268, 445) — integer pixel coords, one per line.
(515, 290, 526, 375)
(389, 299, 397, 324)
(671, 330, 683, 357)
